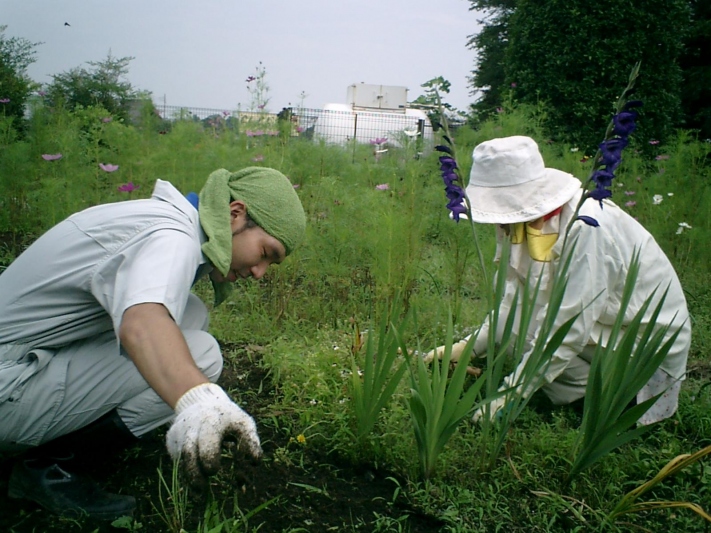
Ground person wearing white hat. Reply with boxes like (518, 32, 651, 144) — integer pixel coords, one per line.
(426, 135, 690, 425)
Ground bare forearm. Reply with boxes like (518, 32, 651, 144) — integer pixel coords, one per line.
(119, 303, 209, 408)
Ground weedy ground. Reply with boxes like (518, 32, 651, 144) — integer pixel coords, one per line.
(0, 104, 710, 532)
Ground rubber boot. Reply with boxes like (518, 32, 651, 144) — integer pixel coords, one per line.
(7, 410, 138, 521)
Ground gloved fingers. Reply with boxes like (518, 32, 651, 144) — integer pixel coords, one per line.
(167, 413, 210, 487)
(423, 345, 446, 364)
(449, 341, 467, 363)
(223, 413, 263, 461)
(472, 398, 506, 424)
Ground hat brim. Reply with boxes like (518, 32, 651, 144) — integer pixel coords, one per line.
(465, 168, 582, 224)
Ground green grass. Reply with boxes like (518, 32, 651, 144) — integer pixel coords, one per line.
(1, 102, 710, 531)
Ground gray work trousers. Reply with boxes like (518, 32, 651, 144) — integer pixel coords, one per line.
(0, 294, 222, 452)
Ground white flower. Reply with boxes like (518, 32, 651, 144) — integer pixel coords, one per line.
(570, 147, 579, 152)
(676, 222, 692, 234)
(309, 399, 318, 405)
(667, 192, 674, 196)
(403, 128, 419, 137)
(652, 194, 664, 205)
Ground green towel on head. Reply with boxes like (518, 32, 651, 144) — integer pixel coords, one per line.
(198, 167, 306, 306)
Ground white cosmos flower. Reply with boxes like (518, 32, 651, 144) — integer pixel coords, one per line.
(652, 194, 664, 205)
(676, 222, 692, 234)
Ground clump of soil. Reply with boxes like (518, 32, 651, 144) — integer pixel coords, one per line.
(0, 343, 444, 532)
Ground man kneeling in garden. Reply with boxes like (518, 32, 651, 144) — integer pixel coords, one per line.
(0, 167, 305, 520)
(426, 136, 690, 424)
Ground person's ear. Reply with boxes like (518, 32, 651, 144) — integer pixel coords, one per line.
(229, 200, 247, 230)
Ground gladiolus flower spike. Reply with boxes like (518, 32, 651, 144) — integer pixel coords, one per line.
(578, 63, 643, 228)
(435, 145, 468, 222)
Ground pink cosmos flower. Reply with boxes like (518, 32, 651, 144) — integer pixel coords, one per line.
(369, 138, 387, 146)
(293, 184, 300, 189)
(625, 201, 637, 208)
(118, 182, 139, 192)
(0, 98, 9, 103)
(99, 163, 119, 172)
(648, 140, 660, 145)
(296, 126, 304, 133)
(246, 76, 256, 83)
(655, 154, 669, 160)
(222, 110, 230, 117)
(257, 104, 266, 110)
(375, 183, 390, 190)
(102, 117, 112, 123)
(41, 153, 63, 161)
(510, 82, 517, 88)
(252, 154, 264, 162)
(496, 107, 504, 113)
(624, 191, 636, 196)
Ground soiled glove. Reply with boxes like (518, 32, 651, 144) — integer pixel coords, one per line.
(472, 396, 507, 424)
(423, 339, 469, 365)
(166, 383, 262, 485)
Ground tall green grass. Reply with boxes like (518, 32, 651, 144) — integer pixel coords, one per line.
(2, 100, 710, 531)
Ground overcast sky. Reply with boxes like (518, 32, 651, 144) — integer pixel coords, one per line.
(2, 0, 482, 113)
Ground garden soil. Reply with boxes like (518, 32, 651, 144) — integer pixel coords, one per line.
(0, 342, 445, 532)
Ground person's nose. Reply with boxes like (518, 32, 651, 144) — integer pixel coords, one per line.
(251, 262, 268, 279)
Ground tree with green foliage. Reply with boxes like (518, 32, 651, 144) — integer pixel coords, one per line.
(466, 0, 515, 123)
(679, 0, 711, 139)
(503, 0, 690, 151)
(45, 52, 148, 121)
(0, 26, 40, 129)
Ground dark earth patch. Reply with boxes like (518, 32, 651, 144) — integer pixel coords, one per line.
(0, 342, 444, 532)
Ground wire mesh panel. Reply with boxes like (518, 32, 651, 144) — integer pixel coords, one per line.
(152, 104, 434, 146)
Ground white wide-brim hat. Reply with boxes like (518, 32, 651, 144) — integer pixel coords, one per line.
(465, 136, 582, 224)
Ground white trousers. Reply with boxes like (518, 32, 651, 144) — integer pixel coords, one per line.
(0, 294, 222, 452)
(540, 347, 681, 425)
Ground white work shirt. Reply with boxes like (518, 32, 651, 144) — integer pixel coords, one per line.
(0, 180, 209, 401)
(471, 190, 690, 421)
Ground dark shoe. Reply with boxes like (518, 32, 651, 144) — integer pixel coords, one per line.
(7, 457, 136, 521)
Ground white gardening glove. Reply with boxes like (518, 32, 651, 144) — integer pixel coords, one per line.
(166, 383, 262, 485)
(423, 339, 469, 364)
(472, 396, 507, 424)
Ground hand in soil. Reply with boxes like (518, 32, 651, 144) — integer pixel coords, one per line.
(166, 383, 263, 486)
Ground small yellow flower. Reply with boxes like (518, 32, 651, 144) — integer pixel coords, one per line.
(296, 434, 306, 444)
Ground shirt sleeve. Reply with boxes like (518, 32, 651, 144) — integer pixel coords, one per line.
(90, 228, 202, 339)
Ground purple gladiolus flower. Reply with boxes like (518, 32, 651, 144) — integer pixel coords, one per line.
(437, 154, 467, 222)
(99, 163, 119, 172)
(577, 215, 599, 227)
(41, 153, 63, 161)
(118, 182, 139, 192)
(589, 186, 612, 203)
(598, 138, 628, 172)
(612, 110, 638, 137)
(590, 169, 615, 188)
